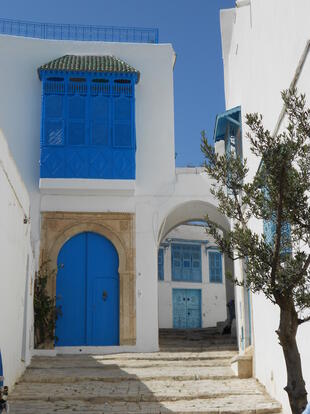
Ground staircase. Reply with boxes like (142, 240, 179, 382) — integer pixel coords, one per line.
(8, 331, 281, 413)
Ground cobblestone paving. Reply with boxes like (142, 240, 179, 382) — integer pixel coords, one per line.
(9, 333, 282, 413)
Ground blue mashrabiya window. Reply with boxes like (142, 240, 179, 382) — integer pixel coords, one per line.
(171, 243, 202, 282)
(38, 55, 140, 179)
(208, 251, 223, 283)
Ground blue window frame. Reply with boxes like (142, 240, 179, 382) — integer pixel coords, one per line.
(209, 251, 223, 283)
(158, 248, 164, 281)
(171, 244, 202, 282)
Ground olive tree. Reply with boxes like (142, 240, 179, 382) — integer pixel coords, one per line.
(201, 89, 310, 414)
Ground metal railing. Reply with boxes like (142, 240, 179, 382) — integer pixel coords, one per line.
(0, 18, 159, 43)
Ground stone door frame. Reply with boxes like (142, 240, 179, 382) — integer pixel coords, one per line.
(40, 211, 136, 348)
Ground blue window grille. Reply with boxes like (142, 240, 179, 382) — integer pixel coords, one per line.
(158, 248, 164, 281)
(39, 59, 139, 180)
(209, 251, 223, 283)
(171, 244, 202, 282)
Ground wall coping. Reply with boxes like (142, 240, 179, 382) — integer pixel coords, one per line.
(39, 178, 135, 196)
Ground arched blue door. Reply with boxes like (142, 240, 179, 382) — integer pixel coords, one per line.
(55, 232, 119, 346)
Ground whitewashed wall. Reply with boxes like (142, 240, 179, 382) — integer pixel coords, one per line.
(0, 131, 34, 389)
(220, 1, 310, 411)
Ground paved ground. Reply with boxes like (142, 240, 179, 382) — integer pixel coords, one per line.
(8, 330, 282, 413)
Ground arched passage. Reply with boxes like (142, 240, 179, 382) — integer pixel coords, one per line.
(158, 200, 231, 244)
(157, 200, 236, 344)
(55, 231, 119, 346)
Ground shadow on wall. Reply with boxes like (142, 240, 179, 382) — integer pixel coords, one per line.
(8, 354, 175, 413)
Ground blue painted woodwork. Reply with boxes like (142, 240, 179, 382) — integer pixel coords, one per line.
(0, 349, 3, 387)
(56, 232, 119, 346)
(0, 18, 158, 43)
(172, 289, 201, 329)
(209, 251, 223, 283)
(213, 106, 241, 142)
(171, 244, 201, 282)
(263, 217, 292, 255)
(213, 106, 243, 161)
(39, 71, 138, 179)
(158, 248, 164, 281)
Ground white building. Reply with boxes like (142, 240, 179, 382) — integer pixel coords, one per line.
(0, 21, 232, 389)
(219, 1, 310, 412)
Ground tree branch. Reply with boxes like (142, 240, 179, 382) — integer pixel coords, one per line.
(270, 164, 286, 291)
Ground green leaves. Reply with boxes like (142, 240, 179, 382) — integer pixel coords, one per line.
(34, 260, 61, 347)
(201, 89, 310, 317)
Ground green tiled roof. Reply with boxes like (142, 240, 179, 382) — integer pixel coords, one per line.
(38, 55, 140, 81)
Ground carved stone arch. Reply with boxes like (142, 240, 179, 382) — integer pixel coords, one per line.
(39, 212, 136, 348)
(49, 221, 128, 275)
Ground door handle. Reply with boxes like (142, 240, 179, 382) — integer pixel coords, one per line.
(102, 291, 108, 301)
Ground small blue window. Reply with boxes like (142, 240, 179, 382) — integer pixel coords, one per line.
(263, 218, 291, 255)
(209, 251, 223, 283)
(171, 244, 202, 282)
(158, 248, 164, 281)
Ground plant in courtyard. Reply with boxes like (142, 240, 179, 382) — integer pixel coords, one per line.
(201, 89, 310, 414)
(34, 260, 61, 347)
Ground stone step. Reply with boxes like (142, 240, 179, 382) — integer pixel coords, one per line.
(9, 395, 282, 413)
(30, 351, 238, 364)
(10, 378, 278, 403)
(19, 365, 235, 383)
(9, 350, 281, 413)
(159, 346, 237, 352)
(27, 357, 232, 369)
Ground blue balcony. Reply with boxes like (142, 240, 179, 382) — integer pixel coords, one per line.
(38, 55, 139, 180)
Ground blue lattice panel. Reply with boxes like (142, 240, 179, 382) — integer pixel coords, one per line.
(41, 147, 135, 179)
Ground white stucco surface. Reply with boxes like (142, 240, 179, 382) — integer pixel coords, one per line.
(220, 1, 310, 411)
(0, 131, 34, 388)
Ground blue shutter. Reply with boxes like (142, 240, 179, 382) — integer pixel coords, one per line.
(113, 97, 132, 148)
(263, 218, 292, 255)
(90, 95, 110, 146)
(172, 245, 182, 280)
(158, 248, 164, 281)
(44, 94, 64, 145)
(171, 244, 202, 282)
(191, 246, 202, 282)
(67, 95, 86, 145)
(209, 251, 223, 283)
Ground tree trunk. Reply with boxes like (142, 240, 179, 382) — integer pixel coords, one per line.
(277, 303, 308, 414)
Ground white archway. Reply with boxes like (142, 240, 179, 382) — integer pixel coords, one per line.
(156, 198, 236, 340)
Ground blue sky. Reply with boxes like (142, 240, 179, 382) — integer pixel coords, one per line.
(1, 0, 235, 167)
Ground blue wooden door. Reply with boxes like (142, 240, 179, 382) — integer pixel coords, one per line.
(56, 232, 119, 346)
(172, 289, 201, 329)
(172, 289, 187, 328)
(186, 290, 201, 328)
